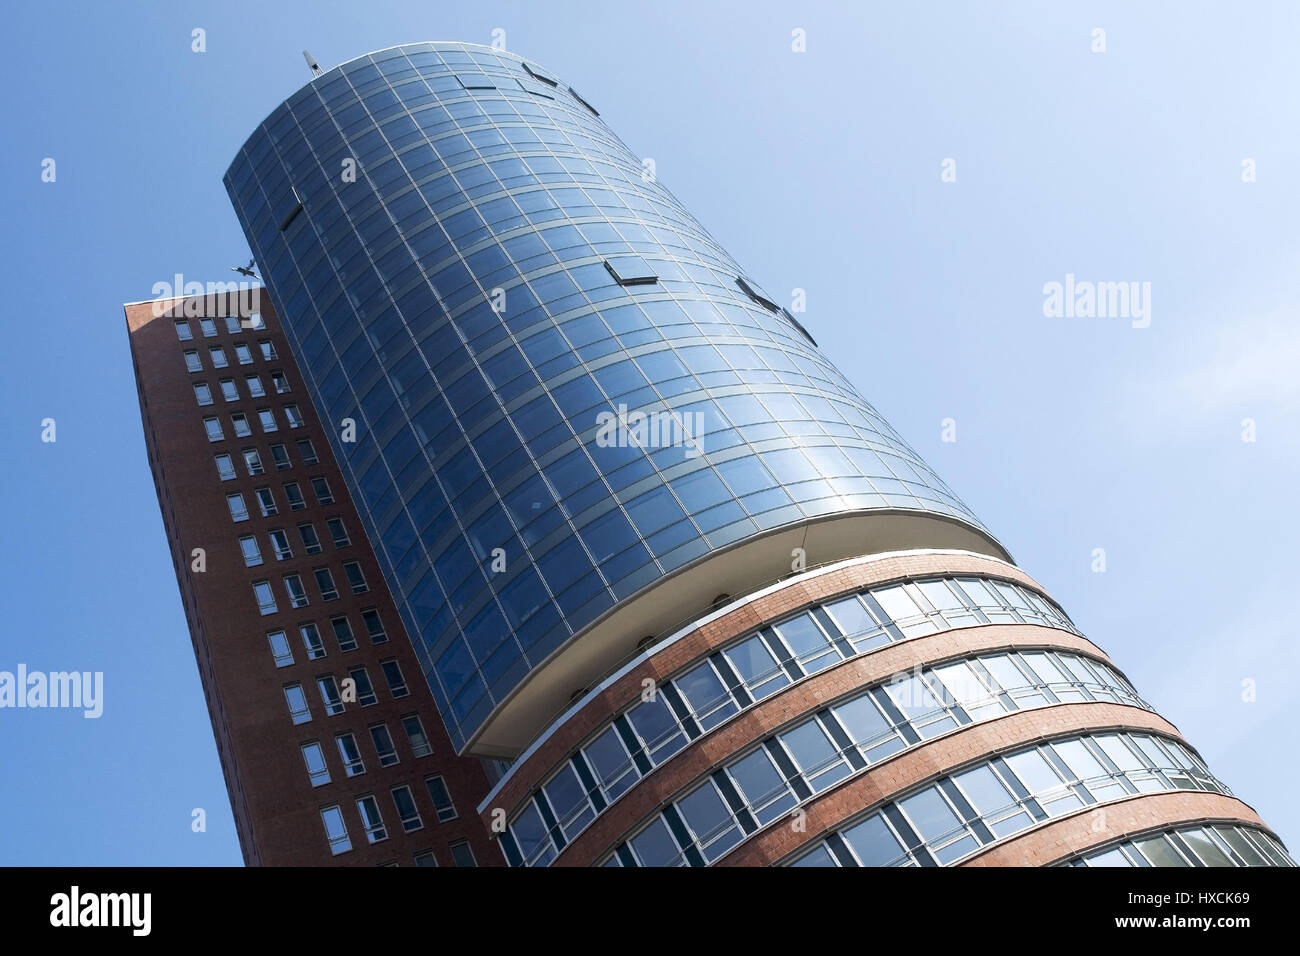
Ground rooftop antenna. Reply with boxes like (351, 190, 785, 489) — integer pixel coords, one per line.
(303, 50, 322, 77)
(231, 259, 259, 279)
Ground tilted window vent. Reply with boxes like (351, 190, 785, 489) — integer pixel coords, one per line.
(736, 275, 779, 312)
(455, 73, 498, 90)
(279, 187, 304, 232)
(517, 77, 556, 99)
(781, 307, 818, 347)
(522, 61, 559, 86)
(568, 87, 599, 116)
(604, 256, 659, 286)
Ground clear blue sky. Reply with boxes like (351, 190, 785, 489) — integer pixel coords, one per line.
(2, 1, 1296, 864)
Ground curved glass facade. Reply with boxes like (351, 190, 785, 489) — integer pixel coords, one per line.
(1064, 824, 1295, 867)
(225, 42, 998, 750)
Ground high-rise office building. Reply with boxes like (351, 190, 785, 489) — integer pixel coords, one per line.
(138, 40, 1292, 867)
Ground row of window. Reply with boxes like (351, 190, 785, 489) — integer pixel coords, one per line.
(215, 437, 319, 478)
(204, 405, 304, 442)
(282, 660, 410, 724)
(238, 519, 351, 567)
(496, 574, 1078, 864)
(300, 714, 432, 784)
(267, 610, 387, 667)
(252, 563, 369, 615)
(225, 478, 331, 521)
(319, 776, 464, 856)
(1065, 823, 1294, 868)
(502, 645, 1146, 867)
(174, 314, 266, 340)
(781, 731, 1227, 869)
(193, 371, 290, 403)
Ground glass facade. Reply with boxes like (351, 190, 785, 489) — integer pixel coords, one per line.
(226, 42, 1000, 751)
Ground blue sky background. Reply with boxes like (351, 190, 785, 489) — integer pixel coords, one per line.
(2, 1, 1296, 864)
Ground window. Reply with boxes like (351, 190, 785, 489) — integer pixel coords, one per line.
(284, 404, 304, 428)
(391, 786, 423, 832)
(302, 742, 330, 787)
(214, 454, 236, 481)
(174, 319, 193, 341)
(413, 850, 438, 867)
(220, 379, 239, 403)
(226, 492, 249, 522)
(243, 448, 264, 476)
(298, 522, 322, 553)
(343, 561, 368, 594)
(224, 316, 242, 334)
(370, 724, 399, 767)
(255, 487, 277, 516)
(604, 255, 658, 286)
(193, 383, 214, 406)
(349, 667, 378, 707)
(184, 350, 202, 372)
(380, 659, 408, 697)
(449, 841, 477, 867)
(246, 374, 265, 397)
(200, 318, 218, 338)
(272, 371, 290, 394)
(259, 340, 277, 360)
(356, 795, 387, 843)
(204, 417, 224, 443)
(297, 438, 319, 464)
(327, 517, 350, 547)
(253, 580, 278, 615)
(676, 779, 743, 861)
(331, 616, 358, 652)
(235, 343, 253, 365)
(317, 676, 344, 715)
(269, 528, 292, 561)
(314, 567, 339, 601)
(285, 482, 306, 510)
(300, 623, 326, 660)
(247, 312, 265, 329)
(311, 476, 334, 505)
(425, 776, 457, 821)
(336, 732, 364, 776)
(402, 715, 431, 757)
(232, 412, 252, 438)
(583, 725, 640, 803)
(267, 629, 293, 668)
(238, 535, 263, 567)
(284, 574, 308, 608)
(362, 609, 387, 644)
(269, 442, 290, 469)
(209, 346, 228, 368)
(284, 683, 310, 723)
(257, 408, 278, 433)
(320, 806, 350, 854)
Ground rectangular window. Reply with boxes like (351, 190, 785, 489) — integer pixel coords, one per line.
(298, 522, 322, 554)
(311, 476, 334, 505)
(356, 795, 387, 843)
(284, 683, 310, 723)
(232, 413, 252, 438)
(235, 343, 253, 365)
(362, 609, 387, 644)
(336, 732, 364, 775)
(225, 316, 242, 334)
(220, 379, 239, 402)
(343, 561, 368, 594)
(267, 629, 293, 668)
(226, 493, 249, 522)
(414, 850, 438, 867)
(257, 408, 278, 433)
(269, 442, 290, 469)
(209, 346, 228, 368)
(184, 350, 202, 372)
(402, 715, 432, 757)
(425, 776, 457, 822)
(320, 805, 350, 854)
(269, 528, 292, 561)
(215, 454, 236, 481)
(285, 482, 306, 510)
(284, 404, 305, 428)
(302, 742, 330, 787)
(204, 417, 224, 443)
(194, 382, 214, 406)
(238, 535, 263, 567)
(349, 667, 378, 707)
(380, 659, 409, 698)
(243, 448, 265, 476)
(253, 580, 278, 616)
(300, 623, 326, 660)
(255, 487, 277, 516)
(200, 318, 218, 338)
(331, 616, 358, 652)
(259, 340, 278, 360)
(391, 785, 423, 832)
(327, 517, 350, 547)
(247, 312, 265, 329)
(246, 374, 265, 398)
(449, 841, 477, 867)
(317, 676, 344, 715)
(297, 438, 319, 464)
(314, 567, 339, 601)
(284, 574, 308, 608)
(272, 371, 291, 394)
(174, 319, 193, 341)
(370, 724, 399, 767)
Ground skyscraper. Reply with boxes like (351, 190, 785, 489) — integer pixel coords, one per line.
(204, 41, 1292, 866)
